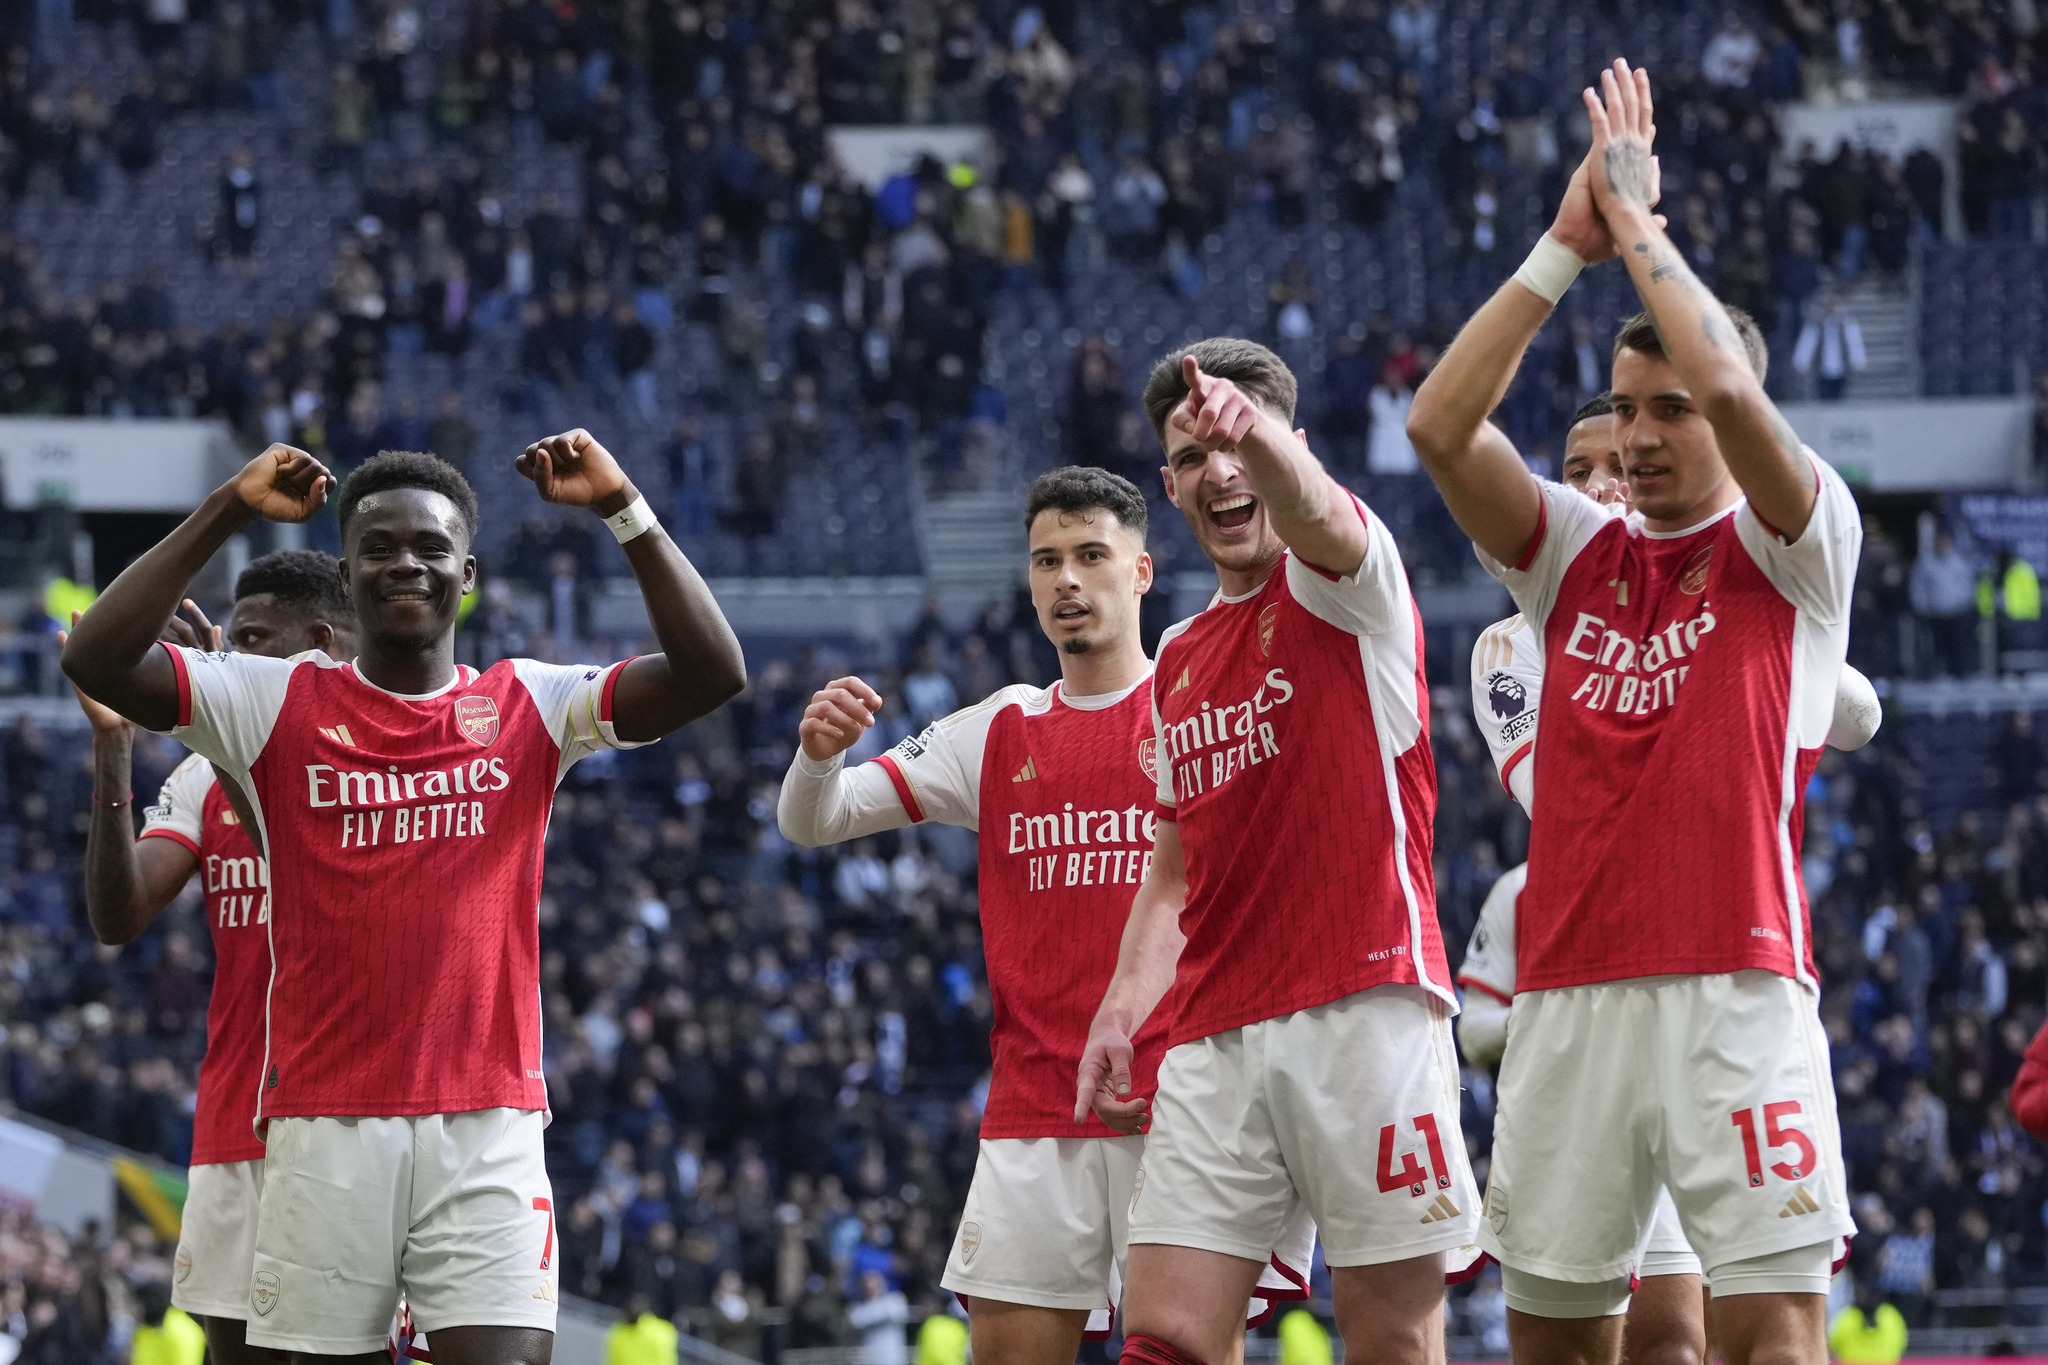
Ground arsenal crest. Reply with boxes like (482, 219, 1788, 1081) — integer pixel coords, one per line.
(960, 1221, 982, 1265)
(252, 1271, 280, 1316)
(1137, 737, 1158, 781)
(1680, 545, 1713, 595)
(1258, 602, 1280, 657)
(455, 695, 501, 747)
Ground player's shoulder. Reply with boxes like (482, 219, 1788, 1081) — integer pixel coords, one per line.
(1490, 861, 1529, 899)
(942, 683, 1048, 731)
(1473, 614, 1527, 673)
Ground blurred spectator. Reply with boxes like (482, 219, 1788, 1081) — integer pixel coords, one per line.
(1702, 15, 1762, 89)
(848, 1271, 909, 1365)
(605, 1294, 680, 1365)
(425, 391, 475, 474)
(1911, 531, 1978, 677)
(1367, 363, 1418, 475)
(1793, 292, 1868, 400)
(213, 146, 260, 267)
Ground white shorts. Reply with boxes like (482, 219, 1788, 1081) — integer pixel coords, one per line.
(1640, 1189, 1701, 1280)
(942, 1136, 1142, 1325)
(1482, 971, 1854, 1283)
(246, 1108, 557, 1355)
(1131, 984, 1479, 1269)
(939, 1137, 1315, 1335)
(173, 1159, 264, 1320)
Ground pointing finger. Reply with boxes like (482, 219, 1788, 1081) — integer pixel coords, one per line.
(1181, 354, 1207, 406)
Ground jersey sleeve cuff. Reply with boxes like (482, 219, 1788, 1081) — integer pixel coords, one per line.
(1292, 491, 1372, 581)
(872, 754, 926, 823)
(138, 827, 202, 857)
(1497, 740, 1534, 794)
(159, 640, 193, 729)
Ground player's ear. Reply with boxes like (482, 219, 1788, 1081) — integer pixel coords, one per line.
(1160, 461, 1178, 506)
(1134, 550, 1154, 596)
(461, 554, 478, 595)
(309, 621, 335, 655)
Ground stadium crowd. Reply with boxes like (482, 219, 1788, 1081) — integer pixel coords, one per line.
(0, 0, 2046, 1359)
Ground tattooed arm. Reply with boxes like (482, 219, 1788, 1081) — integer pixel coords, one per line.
(1584, 59, 1818, 538)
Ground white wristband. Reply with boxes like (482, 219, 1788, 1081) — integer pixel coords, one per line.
(1513, 233, 1587, 306)
(603, 494, 658, 544)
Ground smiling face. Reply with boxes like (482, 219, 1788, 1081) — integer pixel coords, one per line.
(1160, 419, 1289, 581)
(340, 488, 477, 649)
(1610, 347, 1733, 527)
(1027, 506, 1152, 655)
(1560, 413, 1628, 508)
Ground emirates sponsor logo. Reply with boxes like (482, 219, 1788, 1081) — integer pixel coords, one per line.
(1258, 602, 1280, 657)
(1560, 605, 1719, 717)
(1137, 737, 1158, 781)
(455, 695, 500, 747)
(1162, 667, 1294, 801)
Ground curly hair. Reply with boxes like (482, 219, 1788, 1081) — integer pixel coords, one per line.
(234, 549, 354, 622)
(335, 450, 481, 539)
(1023, 466, 1149, 541)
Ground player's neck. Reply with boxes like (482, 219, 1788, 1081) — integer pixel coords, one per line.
(1211, 554, 1281, 601)
(353, 634, 460, 697)
(1056, 632, 1150, 699)
(1640, 477, 1742, 535)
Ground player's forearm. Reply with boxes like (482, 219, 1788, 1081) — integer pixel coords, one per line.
(1409, 279, 1552, 468)
(63, 484, 254, 729)
(1093, 875, 1186, 1037)
(1237, 428, 1369, 577)
(1456, 994, 1511, 1068)
(776, 751, 910, 846)
(602, 482, 747, 741)
(1610, 206, 1816, 533)
(82, 730, 152, 943)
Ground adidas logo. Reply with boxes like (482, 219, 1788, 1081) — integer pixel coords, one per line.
(1419, 1192, 1462, 1225)
(1012, 756, 1038, 783)
(1779, 1186, 1820, 1218)
(1169, 666, 1192, 694)
(318, 724, 357, 747)
(533, 1281, 556, 1302)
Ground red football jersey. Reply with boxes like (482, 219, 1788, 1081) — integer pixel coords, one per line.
(139, 755, 269, 1164)
(1494, 458, 1860, 991)
(160, 647, 643, 1121)
(870, 677, 1169, 1137)
(1152, 493, 1450, 1048)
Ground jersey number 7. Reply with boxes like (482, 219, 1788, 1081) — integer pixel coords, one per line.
(1730, 1102, 1818, 1187)
(1377, 1114, 1453, 1197)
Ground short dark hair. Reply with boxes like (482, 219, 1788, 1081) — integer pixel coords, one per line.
(1613, 307, 1770, 385)
(1024, 466, 1149, 542)
(1570, 392, 1615, 426)
(235, 549, 355, 622)
(1141, 337, 1299, 439)
(335, 450, 481, 540)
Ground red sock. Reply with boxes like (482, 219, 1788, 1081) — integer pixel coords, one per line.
(1121, 1333, 1210, 1365)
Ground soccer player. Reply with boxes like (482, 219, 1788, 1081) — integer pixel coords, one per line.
(63, 434, 745, 1365)
(778, 466, 1307, 1365)
(1459, 397, 1881, 1365)
(65, 551, 357, 1365)
(1406, 59, 1859, 1365)
(1076, 339, 1478, 1365)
